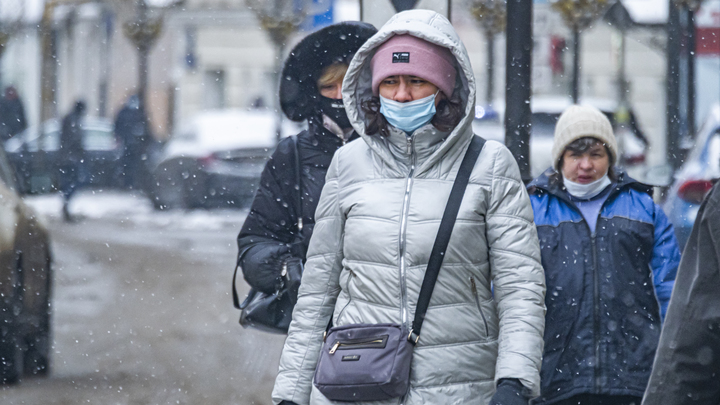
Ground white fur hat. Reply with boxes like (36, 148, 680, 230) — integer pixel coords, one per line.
(552, 104, 617, 171)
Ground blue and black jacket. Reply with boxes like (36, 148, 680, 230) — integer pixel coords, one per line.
(527, 170, 680, 404)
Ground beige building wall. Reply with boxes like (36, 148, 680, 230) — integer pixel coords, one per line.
(6, 0, 670, 163)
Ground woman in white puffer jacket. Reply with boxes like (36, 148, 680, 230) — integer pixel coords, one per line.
(273, 10, 546, 405)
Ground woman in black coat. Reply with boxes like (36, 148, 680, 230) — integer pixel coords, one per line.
(237, 22, 377, 296)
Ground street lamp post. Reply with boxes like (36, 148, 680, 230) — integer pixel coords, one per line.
(246, 0, 306, 142)
(505, 0, 532, 183)
(665, 0, 704, 170)
(673, 0, 704, 140)
(123, 0, 162, 113)
(666, 0, 682, 170)
(468, 0, 507, 106)
(549, 0, 611, 103)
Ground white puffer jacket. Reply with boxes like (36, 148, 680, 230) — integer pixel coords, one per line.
(272, 10, 546, 405)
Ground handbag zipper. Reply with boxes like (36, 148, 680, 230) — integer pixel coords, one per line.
(329, 335, 389, 354)
(470, 277, 490, 336)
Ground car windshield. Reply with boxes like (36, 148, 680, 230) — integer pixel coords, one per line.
(84, 128, 116, 151)
(0, 150, 17, 192)
(26, 130, 60, 152)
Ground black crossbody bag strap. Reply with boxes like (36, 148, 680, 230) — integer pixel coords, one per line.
(291, 135, 303, 236)
(232, 264, 242, 309)
(409, 135, 486, 343)
(232, 135, 303, 310)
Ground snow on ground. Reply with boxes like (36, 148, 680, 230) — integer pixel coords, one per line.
(24, 189, 249, 231)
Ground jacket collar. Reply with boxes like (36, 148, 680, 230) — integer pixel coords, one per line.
(528, 168, 653, 206)
(382, 123, 451, 165)
(307, 117, 355, 149)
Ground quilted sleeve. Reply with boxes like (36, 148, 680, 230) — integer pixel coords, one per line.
(271, 151, 346, 405)
(237, 137, 302, 294)
(485, 145, 546, 398)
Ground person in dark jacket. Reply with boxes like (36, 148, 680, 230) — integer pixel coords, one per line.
(236, 22, 377, 297)
(114, 94, 151, 189)
(528, 105, 681, 405)
(0, 86, 27, 142)
(59, 100, 88, 221)
(642, 180, 720, 405)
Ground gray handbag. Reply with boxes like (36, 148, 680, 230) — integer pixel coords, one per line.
(313, 136, 486, 402)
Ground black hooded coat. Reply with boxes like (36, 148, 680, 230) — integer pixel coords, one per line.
(236, 22, 376, 294)
(642, 181, 720, 405)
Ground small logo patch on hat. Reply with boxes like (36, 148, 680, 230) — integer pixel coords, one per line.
(392, 52, 410, 63)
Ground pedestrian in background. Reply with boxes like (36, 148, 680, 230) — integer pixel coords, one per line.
(114, 94, 150, 189)
(642, 180, 720, 405)
(59, 100, 87, 221)
(0, 86, 27, 142)
(237, 22, 376, 311)
(527, 105, 681, 405)
(273, 10, 545, 405)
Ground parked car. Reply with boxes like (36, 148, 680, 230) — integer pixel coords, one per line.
(472, 96, 649, 178)
(149, 109, 301, 210)
(0, 146, 52, 383)
(661, 103, 720, 248)
(4, 117, 121, 194)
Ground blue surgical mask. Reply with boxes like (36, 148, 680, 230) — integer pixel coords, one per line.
(379, 92, 438, 133)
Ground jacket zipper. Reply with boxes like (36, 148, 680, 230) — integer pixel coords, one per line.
(329, 334, 389, 354)
(591, 235, 601, 392)
(398, 135, 416, 327)
(541, 185, 620, 396)
(470, 277, 490, 337)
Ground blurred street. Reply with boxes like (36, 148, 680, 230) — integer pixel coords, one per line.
(0, 191, 284, 405)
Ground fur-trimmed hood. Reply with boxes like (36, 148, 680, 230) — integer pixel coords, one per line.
(280, 22, 377, 122)
(342, 9, 476, 176)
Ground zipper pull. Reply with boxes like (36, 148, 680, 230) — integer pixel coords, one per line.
(470, 277, 477, 294)
(406, 136, 412, 154)
(329, 341, 340, 355)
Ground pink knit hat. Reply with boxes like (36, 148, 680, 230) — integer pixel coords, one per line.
(370, 34, 457, 98)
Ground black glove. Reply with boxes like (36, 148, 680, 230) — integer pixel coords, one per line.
(278, 401, 299, 405)
(240, 243, 294, 294)
(489, 379, 528, 405)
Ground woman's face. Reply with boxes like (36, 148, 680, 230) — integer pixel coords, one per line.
(318, 80, 343, 99)
(317, 64, 348, 100)
(378, 75, 441, 105)
(561, 141, 610, 184)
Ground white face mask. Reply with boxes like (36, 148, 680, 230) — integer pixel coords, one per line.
(563, 173, 612, 199)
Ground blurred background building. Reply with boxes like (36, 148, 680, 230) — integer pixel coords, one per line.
(0, 0, 718, 168)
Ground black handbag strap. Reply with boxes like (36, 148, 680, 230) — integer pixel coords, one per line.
(291, 135, 304, 235)
(232, 135, 304, 310)
(232, 264, 242, 309)
(409, 135, 486, 344)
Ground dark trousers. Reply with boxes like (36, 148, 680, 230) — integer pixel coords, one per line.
(553, 395, 642, 405)
(122, 147, 146, 189)
(60, 161, 88, 202)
